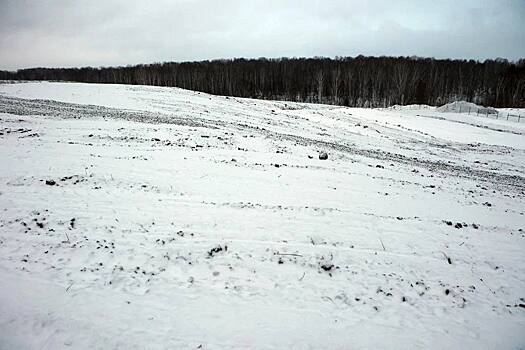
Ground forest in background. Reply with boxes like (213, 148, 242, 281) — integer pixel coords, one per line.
(1, 56, 524, 107)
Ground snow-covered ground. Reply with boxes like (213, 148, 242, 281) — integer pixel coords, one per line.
(0, 81, 524, 349)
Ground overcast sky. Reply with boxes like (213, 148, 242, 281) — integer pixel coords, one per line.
(0, 0, 524, 70)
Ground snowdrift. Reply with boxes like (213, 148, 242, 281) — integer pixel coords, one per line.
(437, 101, 497, 115)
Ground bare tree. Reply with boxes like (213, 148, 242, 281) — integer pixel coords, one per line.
(331, 68, 341, 104)
(316, 70, 324, 103)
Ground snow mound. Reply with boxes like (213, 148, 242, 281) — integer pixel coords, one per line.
(437, 101, 497, 115)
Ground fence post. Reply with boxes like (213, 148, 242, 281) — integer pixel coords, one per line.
(507, 113, 509, 121)
(468, 107, 471, 115)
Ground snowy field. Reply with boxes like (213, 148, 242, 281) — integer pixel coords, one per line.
(0, 81, 524, 349)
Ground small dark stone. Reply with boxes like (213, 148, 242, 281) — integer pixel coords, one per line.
(45, 180, 56, 186)
(321, 264, 334, 271)
(318, 152, 328, 160)
(445, 289, 450, 295)
(208, 245, 225, 257)
(454, 223, 463, 229)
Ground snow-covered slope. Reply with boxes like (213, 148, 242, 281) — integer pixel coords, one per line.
(0, 81, 524, 349)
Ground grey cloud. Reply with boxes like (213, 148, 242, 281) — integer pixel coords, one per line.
(0, 0, 524, 70)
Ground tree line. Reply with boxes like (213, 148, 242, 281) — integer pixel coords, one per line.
(1, 56, 524, 107)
